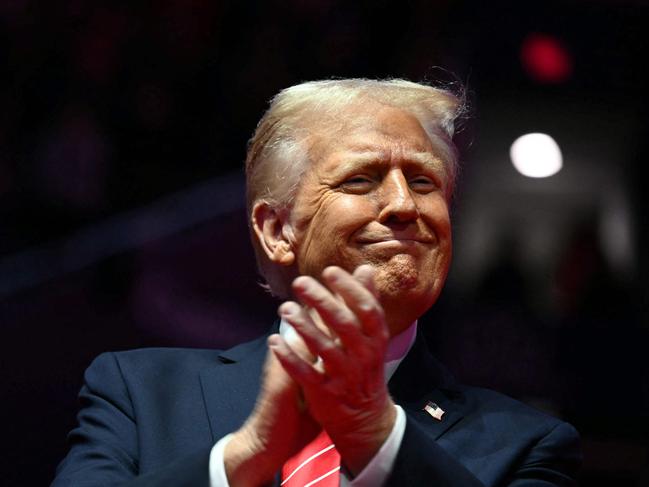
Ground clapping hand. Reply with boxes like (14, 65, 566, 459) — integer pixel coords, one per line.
(269, 264, 396, 475)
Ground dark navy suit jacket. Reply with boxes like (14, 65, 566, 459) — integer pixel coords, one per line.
(52, 329, 581, 486)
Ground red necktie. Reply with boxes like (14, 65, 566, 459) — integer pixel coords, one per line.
(281, 430, 341, 487)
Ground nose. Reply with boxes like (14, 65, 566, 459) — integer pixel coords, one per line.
(377, 170, 419, 223)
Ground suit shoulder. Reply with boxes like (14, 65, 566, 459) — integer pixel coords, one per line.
(107, 332, 270, 367)
(80, 348, 224, 387)
(457, 385, 574, 435)
(88, 334, 268, 384)
(113, 346, 224, 362)
(107, 347, 223, 376)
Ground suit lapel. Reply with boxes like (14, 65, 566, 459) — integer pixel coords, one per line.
(389, 329, 466, 440)
(199, 332, 270, 442)
(399, 389, 465, 441)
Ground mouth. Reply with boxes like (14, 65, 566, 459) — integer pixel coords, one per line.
(356, 237, 435, 246)
(355, 235, 435, 244)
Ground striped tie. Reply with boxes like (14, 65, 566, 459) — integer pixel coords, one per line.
(281, 430, 341, 487)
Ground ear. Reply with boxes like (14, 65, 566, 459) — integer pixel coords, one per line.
(251, 201, 296, 266)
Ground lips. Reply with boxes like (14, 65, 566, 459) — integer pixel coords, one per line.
(353, 221, 438, 246)
(355, 234, 435, 244)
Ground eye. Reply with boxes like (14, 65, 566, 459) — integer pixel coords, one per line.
(409, 175, 438, 193)
(339, 175, 374, 193)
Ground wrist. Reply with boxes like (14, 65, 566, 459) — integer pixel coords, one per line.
(224, 425, 276, 487)
(332, 399, 397, 476)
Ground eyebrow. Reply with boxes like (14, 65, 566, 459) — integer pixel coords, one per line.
(331, 149, 446, 174)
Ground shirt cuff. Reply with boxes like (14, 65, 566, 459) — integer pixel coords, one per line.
(341, 404, 406, 487)
(209, 433, 234, 487)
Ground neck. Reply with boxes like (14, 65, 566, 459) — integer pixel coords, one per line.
(385, 321, 417, 362)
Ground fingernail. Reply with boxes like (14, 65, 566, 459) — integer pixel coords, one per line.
(292, 276, 308, 291)
(324, 266, 341, 281)
(278, 302, 297, 316)
(267, 335, 280, 348)
(358, 264, 374, 274)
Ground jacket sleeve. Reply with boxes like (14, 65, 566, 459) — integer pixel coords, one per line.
(51, 352, 212, 487)
(386, 414, 581, 487)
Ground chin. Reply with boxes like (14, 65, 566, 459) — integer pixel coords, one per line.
(379, 281, 437, 308)
(374, 255, 444, 308)
(373, 254, 427, 291)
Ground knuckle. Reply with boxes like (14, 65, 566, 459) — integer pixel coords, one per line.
(333, 309, 355, 326)
(319, 340, 339, 356)
(358, 299, 383, 318)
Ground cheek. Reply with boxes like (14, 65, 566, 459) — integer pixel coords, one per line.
(421, 199, 452, 274)
(298, 197, 374, 269)
(438, 216, 452, 250)
(338, 194, 374, 211)
(436, 214, 452, 265)
(313, 196, 375, 237)
(422, 197, 451, 238)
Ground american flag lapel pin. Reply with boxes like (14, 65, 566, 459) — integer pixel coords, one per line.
(423, 401, 445, 421)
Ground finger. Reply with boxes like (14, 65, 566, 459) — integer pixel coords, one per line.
(291, 275, 361, 344)
(353, 264, 378, 298)
(322, 266, 387, 340)
(278, 301, 344, 366)
(267, 334, 323, 387)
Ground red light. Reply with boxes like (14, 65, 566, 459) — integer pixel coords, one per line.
(521, 34, 573, 84)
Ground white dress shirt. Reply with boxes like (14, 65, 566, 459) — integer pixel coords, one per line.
(209, 320, 417, 487)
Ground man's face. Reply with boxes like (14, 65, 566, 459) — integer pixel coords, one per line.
(288, 103, 452, 334)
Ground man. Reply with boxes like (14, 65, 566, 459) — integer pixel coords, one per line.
(52, 79, 581, 486)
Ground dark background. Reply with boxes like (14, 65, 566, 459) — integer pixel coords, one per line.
(1, 1, 648, 485)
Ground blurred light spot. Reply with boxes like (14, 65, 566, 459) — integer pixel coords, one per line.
(521, 34, 572, 84)
(510, 133, 563, 178)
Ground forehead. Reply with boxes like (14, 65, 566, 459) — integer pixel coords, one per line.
(307, 103, 439, 167)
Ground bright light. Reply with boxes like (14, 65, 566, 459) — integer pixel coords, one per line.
(510, 133, 563, 178)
